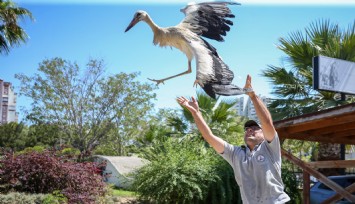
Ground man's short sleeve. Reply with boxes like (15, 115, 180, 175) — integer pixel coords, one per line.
(219, 141, 238, 167)
(265, 133, 282, 167)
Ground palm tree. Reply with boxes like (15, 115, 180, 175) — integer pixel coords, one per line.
(262, 19, 355, 176)
(0, 0, 34, 55)
(176, 91, 245, 145)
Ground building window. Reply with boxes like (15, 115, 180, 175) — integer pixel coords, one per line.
(3, 87, 9, 95)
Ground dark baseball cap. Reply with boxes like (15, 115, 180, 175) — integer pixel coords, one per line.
(244, 120, 261, 128)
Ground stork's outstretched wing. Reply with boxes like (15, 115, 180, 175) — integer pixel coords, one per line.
(179, 1, 240, 42)
(192, 38, 244, 99)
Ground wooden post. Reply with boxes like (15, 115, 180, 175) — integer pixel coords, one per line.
(303, 171, 310, 204)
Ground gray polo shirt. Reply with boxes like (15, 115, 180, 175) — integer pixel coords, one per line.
(220, 134, 290, 204)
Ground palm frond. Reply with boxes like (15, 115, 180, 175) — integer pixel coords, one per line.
(278, 31, 314, 70)
(167, 116, 188, 134)
(307, 19, 339, 48)
(0, 0, 34, 54)
(211, 99, 237, 123)
(262, 65, 309, 98)
(339, 20, 355, 61)
(263, 19, 355, 120)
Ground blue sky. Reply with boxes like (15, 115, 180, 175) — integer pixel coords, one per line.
(1, 0, 355, 121)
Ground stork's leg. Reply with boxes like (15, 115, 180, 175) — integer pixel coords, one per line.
(148, 61, 192, 85)
(193, 79, 204, 88)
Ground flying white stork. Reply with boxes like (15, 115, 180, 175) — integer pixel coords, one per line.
(125, 1, 245, 99)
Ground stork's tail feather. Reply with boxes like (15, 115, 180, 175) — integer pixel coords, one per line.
(202, 83, 245, 99)
(212, 84, 245, 96)
(202, 84, 217, 99)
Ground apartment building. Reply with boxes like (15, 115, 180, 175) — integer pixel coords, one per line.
(0, 79, 18, 124)
(235, 95, 271, 123)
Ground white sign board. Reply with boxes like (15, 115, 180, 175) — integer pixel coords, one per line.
(313, 55, 355, 95)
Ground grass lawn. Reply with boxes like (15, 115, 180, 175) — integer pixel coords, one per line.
(111, 188, 137, 197)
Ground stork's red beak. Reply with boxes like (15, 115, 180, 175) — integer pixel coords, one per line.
(125, 17, 139, 32)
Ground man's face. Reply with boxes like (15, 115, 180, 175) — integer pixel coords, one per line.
(244, 125, 264, 147)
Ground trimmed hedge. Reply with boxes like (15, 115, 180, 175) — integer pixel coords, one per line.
(0, 150, 106, 203)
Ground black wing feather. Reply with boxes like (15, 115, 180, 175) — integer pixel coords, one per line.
(199, 39, 244, 98)
(180, 1, 240, 42)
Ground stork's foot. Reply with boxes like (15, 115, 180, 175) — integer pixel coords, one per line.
(148, 78, 165, 85)
(193, 79, 203, 88)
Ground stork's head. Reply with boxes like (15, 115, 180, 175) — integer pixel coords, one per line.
(125, 10, 148, 32)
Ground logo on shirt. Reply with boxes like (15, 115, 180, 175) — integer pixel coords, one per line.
(257, 154, 265, 162)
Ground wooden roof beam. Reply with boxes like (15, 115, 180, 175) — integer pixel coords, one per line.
(275, 114, 355, 134)
(279, 134, 355, 145)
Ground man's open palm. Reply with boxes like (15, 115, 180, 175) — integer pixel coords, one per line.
(177, 96, 199, 114)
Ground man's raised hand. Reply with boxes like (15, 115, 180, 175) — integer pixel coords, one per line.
(177, 96, 199, 114)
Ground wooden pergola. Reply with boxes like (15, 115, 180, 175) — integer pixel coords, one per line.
(274, 102, 355, 203)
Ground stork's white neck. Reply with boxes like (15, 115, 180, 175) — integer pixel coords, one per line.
(144, 14, 160, 33)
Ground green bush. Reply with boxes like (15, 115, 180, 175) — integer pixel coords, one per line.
(133, 137, 241, 204)
(282, 161, 302, 204)
(16, 145, 46, 155)
(205, 159, 242, 204)
(60, 147, 81, 157)
(42, 190, 68, 204)
(0, 192, 64, 204)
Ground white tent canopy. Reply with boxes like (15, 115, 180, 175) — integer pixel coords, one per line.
(94, 155, 148, 188)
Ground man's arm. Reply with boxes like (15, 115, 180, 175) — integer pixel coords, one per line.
(177, 96, 225, 153)
(244, 75, 276, 142)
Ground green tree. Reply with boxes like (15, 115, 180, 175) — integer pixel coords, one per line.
(0, 122, 26, 151)
(94, 112, 153, 156)
(26, 123, 65, 147)
(129, 108, 185, 160)
(262, 19, 355, 175)
(0, 0, 33, 55)
(16, 58, 156, 154)
(0, 122, 67, 152)
(94, 108, 181, 156)
(133, 109, 178, 149)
